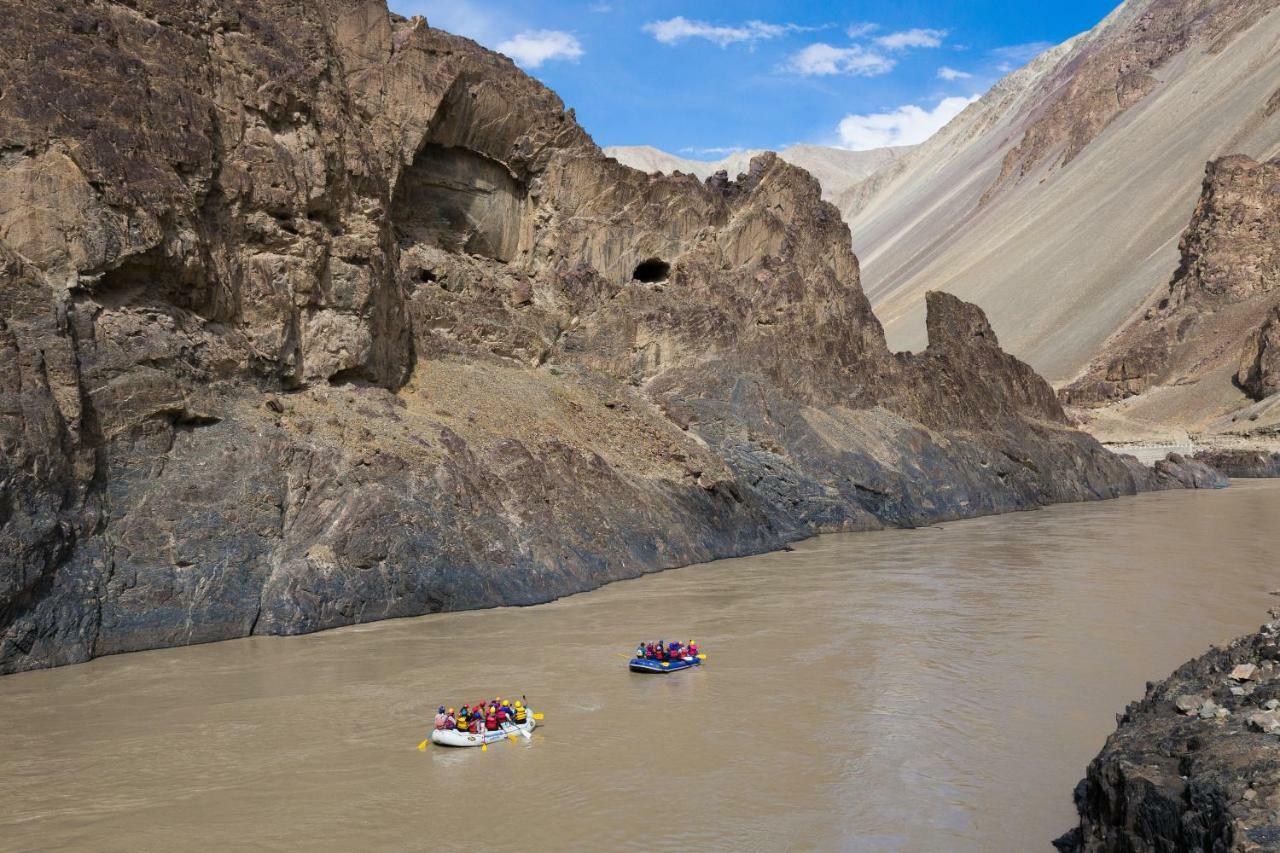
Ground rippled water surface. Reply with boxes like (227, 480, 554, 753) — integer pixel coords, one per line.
(3, 481, 1279, 852)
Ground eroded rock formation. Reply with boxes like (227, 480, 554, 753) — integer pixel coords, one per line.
(1057, 614, 1280, 851)
(0, 0, 1217, 673)
(1062, 155, 1280, 411)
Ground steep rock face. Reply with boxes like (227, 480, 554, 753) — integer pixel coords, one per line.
(0, 0, 1212, 673)
(1057, 614, 1280, 852)
(1238, 306, 1280, 401)
(1062, 156, 1280, 435)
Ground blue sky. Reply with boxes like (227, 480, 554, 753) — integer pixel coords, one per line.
(391, 1, 1119, 156)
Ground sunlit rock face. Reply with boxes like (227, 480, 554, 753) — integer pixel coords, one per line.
(0, 0, 1196, 674)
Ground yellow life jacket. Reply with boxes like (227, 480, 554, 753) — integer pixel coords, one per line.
(514, 707, 527, 723)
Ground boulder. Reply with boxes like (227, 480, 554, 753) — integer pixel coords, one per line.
(1230, 663, 1259, 681)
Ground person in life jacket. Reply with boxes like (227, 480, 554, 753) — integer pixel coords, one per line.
(687, 641, 698, 658)
(645, 643, 655, 659)
(435, 706, 448, 730)
(486, 707, 498, 732)
(444, 708, 457, 730)
(513, 701, 527, 724)
(635, 643, 645, 659)
(668, 641, 681, 658)
(466, 712, 480, 734)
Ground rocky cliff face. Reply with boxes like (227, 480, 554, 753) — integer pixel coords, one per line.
(1062, 156, 1280, 438)
(0, 0, 1216, 673)
(1057, 613, 1280, 852)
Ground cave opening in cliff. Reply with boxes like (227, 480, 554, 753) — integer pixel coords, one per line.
(391, 143, 527, 262)
(632, 258, 670, 283)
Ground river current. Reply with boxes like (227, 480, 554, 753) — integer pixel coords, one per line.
(3, 481, 1279, 851)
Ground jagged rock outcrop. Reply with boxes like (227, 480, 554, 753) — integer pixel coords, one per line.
(1057, 613, 1280, 852)
(1239, 306, 1280, 402)
(1064, 156, 1280, 407)
(0, 0, 1219, 673)
(1061, 155, 1280, 446)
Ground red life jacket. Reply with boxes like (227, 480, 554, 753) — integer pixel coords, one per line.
(486, 714, 498, 730)
(645, 644, 654, 658)
(469, 718, 480, 734)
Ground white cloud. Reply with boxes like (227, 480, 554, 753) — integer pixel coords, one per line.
(496, 30, 584, 68)
(875, 28, 947, 50)
(784, 43, 895, 77)
(937, 66, 972, 80)
(846, 22, 878, 38)
(836, 95, 978, 150)
(643, 16, 809, 47)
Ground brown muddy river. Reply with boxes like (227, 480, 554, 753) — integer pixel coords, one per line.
(3, 481, 1279, 851)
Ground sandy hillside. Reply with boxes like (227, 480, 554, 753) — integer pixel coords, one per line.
(842, 0, 1280, 388)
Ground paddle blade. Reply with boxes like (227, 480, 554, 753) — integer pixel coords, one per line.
(508, 734, 517, 743)
(697, 654, 707, 659)
(417, 740, 428, 751)
(481, 743, 488, 752)
(532, 713, 544, 720)
(661, 662, 669, 667)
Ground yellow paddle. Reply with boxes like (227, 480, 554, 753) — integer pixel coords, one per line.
(532, 712, 544, 720)
(417, 739, 428, 751)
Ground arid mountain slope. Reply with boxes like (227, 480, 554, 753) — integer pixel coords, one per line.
(606, 144, 910, 208)
(0, 0, 1215, 674)
(842, 0, 1280, 385)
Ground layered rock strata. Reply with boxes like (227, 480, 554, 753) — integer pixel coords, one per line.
(0, 0, 1219, 673)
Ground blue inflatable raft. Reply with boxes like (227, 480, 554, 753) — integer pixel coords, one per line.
(629, 656, 702, 674)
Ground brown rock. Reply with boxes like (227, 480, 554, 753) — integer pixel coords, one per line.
(1061, 155, 1280, 409)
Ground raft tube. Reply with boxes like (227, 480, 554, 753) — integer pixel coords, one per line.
(629, 656, 701, 674)
(430, 713, 537, 747)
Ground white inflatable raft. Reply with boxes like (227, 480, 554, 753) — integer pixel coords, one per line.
(430, 713, 537, 747)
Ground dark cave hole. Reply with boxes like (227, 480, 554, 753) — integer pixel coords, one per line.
(632, 258, 670, 283)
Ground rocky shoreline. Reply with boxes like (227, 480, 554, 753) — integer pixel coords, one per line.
(0, 0, 1230, 674)
(1195, 450, 1280, 479)
(1057, 611, 1280, 851)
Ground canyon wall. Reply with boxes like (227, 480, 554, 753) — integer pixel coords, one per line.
(0, 0, 1217, 673)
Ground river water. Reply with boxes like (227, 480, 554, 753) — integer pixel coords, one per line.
(3, 481, 1279, 852)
